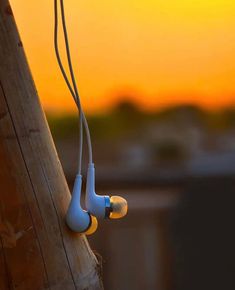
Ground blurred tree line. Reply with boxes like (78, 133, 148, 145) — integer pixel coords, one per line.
(47, 100, 235, 140)
(46, 100, 235, 167)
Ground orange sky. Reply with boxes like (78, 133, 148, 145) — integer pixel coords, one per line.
(10, 0, 235, 113)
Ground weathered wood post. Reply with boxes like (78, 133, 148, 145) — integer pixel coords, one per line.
(0, 1, 103, 289)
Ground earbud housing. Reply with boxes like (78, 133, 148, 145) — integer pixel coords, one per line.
(66, 174, 97, 234)
(85, 163, 128, 219)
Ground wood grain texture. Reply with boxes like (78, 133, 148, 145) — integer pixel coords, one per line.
(0, 1, 103, 289)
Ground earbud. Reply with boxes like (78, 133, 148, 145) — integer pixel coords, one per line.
(66, 174, 98, 235)
(85, 163, 128, 219)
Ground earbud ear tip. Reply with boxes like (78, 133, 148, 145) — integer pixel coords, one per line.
(84, 215, 98, 235)
(109, 196, 128, 219)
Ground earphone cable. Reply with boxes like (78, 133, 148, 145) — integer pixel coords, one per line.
(54, 0, 93, 174)
(59, 0, 93, 165)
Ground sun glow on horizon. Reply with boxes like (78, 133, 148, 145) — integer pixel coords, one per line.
(10, 0, 235, 114)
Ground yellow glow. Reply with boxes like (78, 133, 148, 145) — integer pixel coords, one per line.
(85, 215, 98, 235)
(10, 0, 235, 113)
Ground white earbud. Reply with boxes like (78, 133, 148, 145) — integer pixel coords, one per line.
(85, 163, 128, 219)
(54, 0, 127, 234)
(66, 175, 98, 235)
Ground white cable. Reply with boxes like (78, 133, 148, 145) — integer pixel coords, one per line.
(54, 0, 93, 174)
(59, 0, 93, 166)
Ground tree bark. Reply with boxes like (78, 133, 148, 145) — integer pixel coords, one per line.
(0, 1, 103, 289)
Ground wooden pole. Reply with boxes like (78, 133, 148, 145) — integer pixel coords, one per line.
(0, 1, 103, 289)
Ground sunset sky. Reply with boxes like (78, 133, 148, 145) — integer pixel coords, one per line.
(10, 0, 235, 114)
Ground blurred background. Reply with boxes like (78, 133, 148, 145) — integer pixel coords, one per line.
(10, 0, 235, 289)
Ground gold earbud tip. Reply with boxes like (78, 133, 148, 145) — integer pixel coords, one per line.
(84, 215, 98, 235)
(109, 196, 128, 219)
